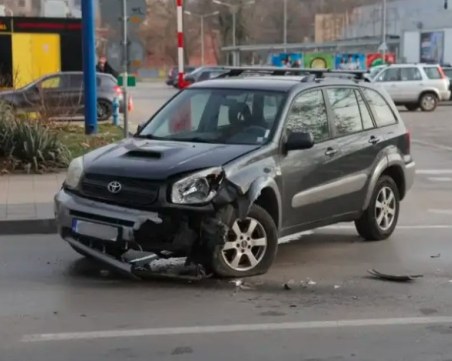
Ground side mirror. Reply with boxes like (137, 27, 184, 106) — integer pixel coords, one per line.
(286, 131, 315, 152)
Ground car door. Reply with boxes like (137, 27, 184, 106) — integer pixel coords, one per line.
(38, 74, 71, 116)
(399, 67, 423, 102)
(67, 74, 85, 115)
(322, 86, 382, 214)
(375, 68, 401, 102)
(279, 88, 345, 230)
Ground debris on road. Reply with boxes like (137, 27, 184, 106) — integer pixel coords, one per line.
(367, 269, 423, 282)
(231, 279, 243, 287)
(334, 285, 341, 289)
(283, 280, 296, 290)
(431, 253, 441, 258)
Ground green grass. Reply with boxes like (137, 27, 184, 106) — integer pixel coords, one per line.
(52, 123, 124, 159)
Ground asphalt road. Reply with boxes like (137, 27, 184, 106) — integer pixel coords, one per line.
(2, 84, 452, 360)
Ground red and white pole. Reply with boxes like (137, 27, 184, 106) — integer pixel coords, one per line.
(177, 0, 185, 88)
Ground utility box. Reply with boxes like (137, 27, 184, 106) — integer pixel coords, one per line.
(0, 17, 82, 88)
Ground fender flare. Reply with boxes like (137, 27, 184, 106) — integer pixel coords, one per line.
(244, 176, 283, 229)
(362, 153, 406, 211)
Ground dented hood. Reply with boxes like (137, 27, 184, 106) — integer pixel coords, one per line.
(83, 137, 260, 180)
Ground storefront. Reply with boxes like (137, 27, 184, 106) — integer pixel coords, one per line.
(0, 17, 82, 88)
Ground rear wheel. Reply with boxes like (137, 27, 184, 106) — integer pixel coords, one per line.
(355, 176, 400, 241)
(210, 204, 278, 278)
(405, 104, 419, 111)
(419, 93, 438, 112)
(97, 99, 113, 121)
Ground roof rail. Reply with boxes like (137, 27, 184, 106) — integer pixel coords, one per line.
(216, 66, 368, 81)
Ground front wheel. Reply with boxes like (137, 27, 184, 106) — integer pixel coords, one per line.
(210, 205, 278, 278)
(355, 176, 400, 241)
(419, 93, 438, 112)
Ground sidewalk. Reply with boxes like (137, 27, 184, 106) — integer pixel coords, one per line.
(0, 173, 65, 235)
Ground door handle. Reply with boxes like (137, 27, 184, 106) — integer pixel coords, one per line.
(325, 147, 337, 156)
(369, 136, 381, 145)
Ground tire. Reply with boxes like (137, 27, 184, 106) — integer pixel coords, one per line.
(355, 175, 400, 241)
(419, 92, 438, 112)
(210, 204, 278, 278)
(97, 99, 113, 121)
(405, 104, 419, 111)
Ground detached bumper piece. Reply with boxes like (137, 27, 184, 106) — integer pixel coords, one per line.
(66, 237, 210, 281)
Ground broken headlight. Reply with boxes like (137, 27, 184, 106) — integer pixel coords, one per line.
(171, 167, 224, 205)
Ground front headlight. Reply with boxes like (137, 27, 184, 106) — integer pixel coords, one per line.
(171, 167, 224, 205)
(64, 157, 84, 189)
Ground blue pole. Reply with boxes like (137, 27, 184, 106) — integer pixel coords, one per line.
(82, 0, 98, 135)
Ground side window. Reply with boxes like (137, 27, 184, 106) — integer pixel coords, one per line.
(378, 68, 400, 82)
(401, 67, 422, 81)
(363, 88, 397, 127)
(355, 90, 374, 130)
(326, 88, 363, 136)
(286, 90, 329, 143)
(41, 75, 62, 89)
(69, 74, 84, 88)
(423, 67, 442, 79)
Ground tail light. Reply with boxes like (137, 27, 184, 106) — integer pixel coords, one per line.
(404, 131, 411, 155)
(114, 85, 122, 95)
(438, 66, 446, 79)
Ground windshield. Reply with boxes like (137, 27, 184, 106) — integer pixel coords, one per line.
(137, 88, 287, 145)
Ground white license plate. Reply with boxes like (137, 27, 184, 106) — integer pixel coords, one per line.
(72, 219, 119, 241)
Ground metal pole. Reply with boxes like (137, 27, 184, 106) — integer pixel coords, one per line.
(232, 10, 236, 65)
(201, 15, 205, 65)
(81, 0, 97, 135)
(122, 0, 129, 138)
(177, 0, 185, 88)
(283, 0, 287, 52)
(382, 0, 387, 62)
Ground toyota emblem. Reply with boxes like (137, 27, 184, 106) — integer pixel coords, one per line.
(107, 181, 122, 194)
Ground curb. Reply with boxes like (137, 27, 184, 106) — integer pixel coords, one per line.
(0, 219, 57, 236)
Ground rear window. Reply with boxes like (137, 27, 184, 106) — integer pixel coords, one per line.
(444, 69, 452, 78)
(423, 67, 442, 79)
(363, 88, 397, 127)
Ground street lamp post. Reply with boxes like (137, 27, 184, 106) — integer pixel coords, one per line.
(185, 10, 220, 65)
(213, 0, 255, 65)
(381, 0, 387, 61)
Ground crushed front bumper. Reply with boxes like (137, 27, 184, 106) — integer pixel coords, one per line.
(54, 189, 220, 279)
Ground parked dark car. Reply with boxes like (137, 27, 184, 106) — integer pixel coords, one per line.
(184, 66, 228, 85)
(55, 67, 415, 279)
(166, 66, 196, 88)
(443, 67, 452, 100)
(0, 71, 125, 120)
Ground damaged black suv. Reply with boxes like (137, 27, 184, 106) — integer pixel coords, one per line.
(55, 67, 415, 278)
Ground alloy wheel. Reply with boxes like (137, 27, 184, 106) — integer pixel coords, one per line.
(221, 217, 268, 272)
(421, 94, 436, 111)
(375, 186, 397, 231)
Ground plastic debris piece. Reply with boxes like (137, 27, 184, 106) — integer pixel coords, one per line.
(284, 280, 296, 290)
(230, 279, 243, 287)
(431, 254, 441, 258)
(334, 285, 341, 289)
(367, 269, 423, 282)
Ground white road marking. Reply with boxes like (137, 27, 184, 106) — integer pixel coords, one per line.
(427, 177, 452, 182)
(22, 316, 452, 343)
(412, 139, 452, 152)
(428, 209, 452, 215)
(322, 224, 452, 230)
(416, 169, 452, 175)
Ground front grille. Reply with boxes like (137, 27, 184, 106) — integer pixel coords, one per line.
(80, 173, 159, 208)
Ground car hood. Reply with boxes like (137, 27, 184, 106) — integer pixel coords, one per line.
(83, 138, 260, 180)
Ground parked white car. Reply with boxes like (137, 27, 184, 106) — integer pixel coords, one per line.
(370, 64, 450, 111)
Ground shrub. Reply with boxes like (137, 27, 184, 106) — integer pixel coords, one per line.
(0, 105, 71, 173)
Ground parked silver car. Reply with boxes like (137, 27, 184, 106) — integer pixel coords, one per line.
(371, 64, 450, 111)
